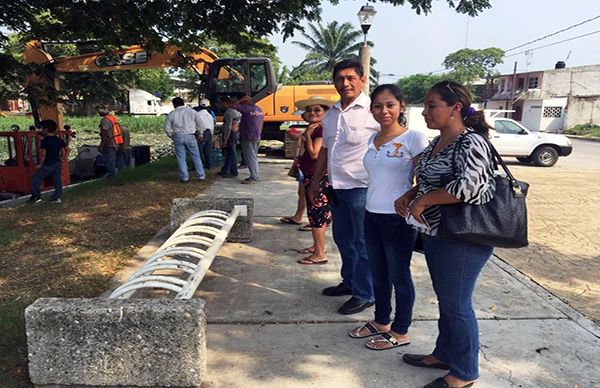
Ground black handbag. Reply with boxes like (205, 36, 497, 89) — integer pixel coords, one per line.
(438, 132, 529, 248)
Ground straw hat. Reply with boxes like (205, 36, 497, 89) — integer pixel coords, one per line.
(295, 95, 336, 110)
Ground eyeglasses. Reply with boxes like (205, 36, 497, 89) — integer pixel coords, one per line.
(446, 83, 459, 99)
(304, 107, 324, 113)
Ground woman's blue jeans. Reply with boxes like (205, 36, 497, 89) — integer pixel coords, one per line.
(365, 211, 417, 334)
(423, 234, 493, 381)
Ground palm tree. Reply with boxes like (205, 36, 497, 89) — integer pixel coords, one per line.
(291, 21, 376, 78)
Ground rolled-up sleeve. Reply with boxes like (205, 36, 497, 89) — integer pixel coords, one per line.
(445, 135, 495, 204)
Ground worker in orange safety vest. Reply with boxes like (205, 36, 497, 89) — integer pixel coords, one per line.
(98, 108, 122, 179)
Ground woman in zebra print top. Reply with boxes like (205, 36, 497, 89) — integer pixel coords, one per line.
(395, 81, 496, 388)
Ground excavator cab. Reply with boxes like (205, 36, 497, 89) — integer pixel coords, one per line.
(205, 58, 277, 115)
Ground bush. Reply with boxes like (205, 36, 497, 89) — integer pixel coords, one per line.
(566, 124, 600, 137)
(0, 115, 166, 134)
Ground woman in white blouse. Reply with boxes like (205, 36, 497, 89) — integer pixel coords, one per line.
(395, 81, 496, 388)
(349, 84, 428, 351)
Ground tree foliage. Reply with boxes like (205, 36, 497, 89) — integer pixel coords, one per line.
(292, 21, 367, 74)
(396, 73, 450, 104)
(0, 1, 491, 49)
(443, 47, 504, 85)
(0, 34, 28, 101)
(0, 0, 492, 107)
(291, 21, 380, 86)
(132, 69, 175, 99)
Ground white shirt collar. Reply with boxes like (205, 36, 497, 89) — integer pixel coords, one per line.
(333, 92, 370, 112)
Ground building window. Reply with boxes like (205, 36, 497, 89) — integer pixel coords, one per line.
(543, 106, 562, 118)
(517, 78, 525, 89)
(528, 77, 539, 89)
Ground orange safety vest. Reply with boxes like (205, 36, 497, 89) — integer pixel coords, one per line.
(105, 114, 124, 145)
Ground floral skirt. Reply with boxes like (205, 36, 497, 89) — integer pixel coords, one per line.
(303, 174, 332, 228)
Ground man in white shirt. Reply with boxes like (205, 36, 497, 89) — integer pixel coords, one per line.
(309, 59, 380, 315)
(164, 97, 206, 182)
(194, 98, 216, 169)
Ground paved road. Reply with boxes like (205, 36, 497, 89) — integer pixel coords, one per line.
(555, 138, 600, 170)
(496, 138, 600, 324)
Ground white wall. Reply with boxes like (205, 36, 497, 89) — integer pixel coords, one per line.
(565, 95, 600, 129)
(541, 65, 600, 98)
(540, 97, 567, 132)
(522, 100, 543, 131)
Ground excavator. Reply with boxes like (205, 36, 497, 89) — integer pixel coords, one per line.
(0, 40, 338, 196)
(22, 40, 338, 139)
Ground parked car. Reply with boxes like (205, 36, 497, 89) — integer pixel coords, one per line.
(488, 117, 572, 167)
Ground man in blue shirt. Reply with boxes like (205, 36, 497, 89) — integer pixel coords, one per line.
(27, 120, 67, 204)
(235, 95, 264, 184)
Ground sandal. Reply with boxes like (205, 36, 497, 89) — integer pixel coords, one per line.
(297, 256, 328, 265)
(348, 322, 388, 339)
(298, 224, 312, 231)
(280, 216, 302, 225)
(296, 247, 315, 254)
(365, 332, 410, 351)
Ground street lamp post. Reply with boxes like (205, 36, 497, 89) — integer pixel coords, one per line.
(357, 4, 376, 94)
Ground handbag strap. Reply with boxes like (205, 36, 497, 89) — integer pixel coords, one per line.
(452, 130, 523, 193)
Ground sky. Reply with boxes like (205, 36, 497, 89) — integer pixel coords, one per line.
(269, 0, 600, 81)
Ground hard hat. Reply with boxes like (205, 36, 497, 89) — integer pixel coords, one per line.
(199, 98, 211, 107)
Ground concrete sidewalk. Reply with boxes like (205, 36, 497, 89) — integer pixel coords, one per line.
(195, 162, 600, 388)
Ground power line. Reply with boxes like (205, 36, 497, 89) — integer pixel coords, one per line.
(505, 14, 600, 52)
(504, 29, 600, 58)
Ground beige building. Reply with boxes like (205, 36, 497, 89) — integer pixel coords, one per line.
(490, 63, 600, 132)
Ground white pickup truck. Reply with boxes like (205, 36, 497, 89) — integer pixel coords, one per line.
(409, 108, 573, 167)
(488, 117, 573, 167)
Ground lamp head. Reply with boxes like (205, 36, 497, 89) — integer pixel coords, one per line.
(357, 4, 377, 34)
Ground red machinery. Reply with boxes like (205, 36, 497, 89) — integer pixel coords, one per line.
(0, 130, 71, 195)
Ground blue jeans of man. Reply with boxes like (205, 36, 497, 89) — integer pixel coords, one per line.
(200, 129, 213, 169)
(240, 139, 260, 180)
(365, 211, 417, 334)
(330, 188, 373, 302)
(101, 147, 117, 179)
(220, 135, 238, 176)
(423, 234, 493, 381)
(31, 161, 62, 200)
(173, 133, 205, 181)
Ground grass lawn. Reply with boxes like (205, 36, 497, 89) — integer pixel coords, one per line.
(0, 156, 216, 386)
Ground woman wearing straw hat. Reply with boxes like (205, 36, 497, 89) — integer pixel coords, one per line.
(294, 96, 336, 265)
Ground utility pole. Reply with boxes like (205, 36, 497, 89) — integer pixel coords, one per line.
(509, 61, 517, 116)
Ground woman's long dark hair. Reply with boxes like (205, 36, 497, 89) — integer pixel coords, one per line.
(370, 84, 407, 126)
(429, 80, 492, 137)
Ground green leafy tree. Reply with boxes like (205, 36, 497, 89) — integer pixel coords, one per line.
(286, 67, 331, 84)
(0, 1, 492, 108)
(1, 1, 492, 50)
(0, 34, 28, 101)
(132, 69, 175, 99)
(396, 73, 449, 104)
(292, 21, 368, 74)
(443, 47, 504, 85)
